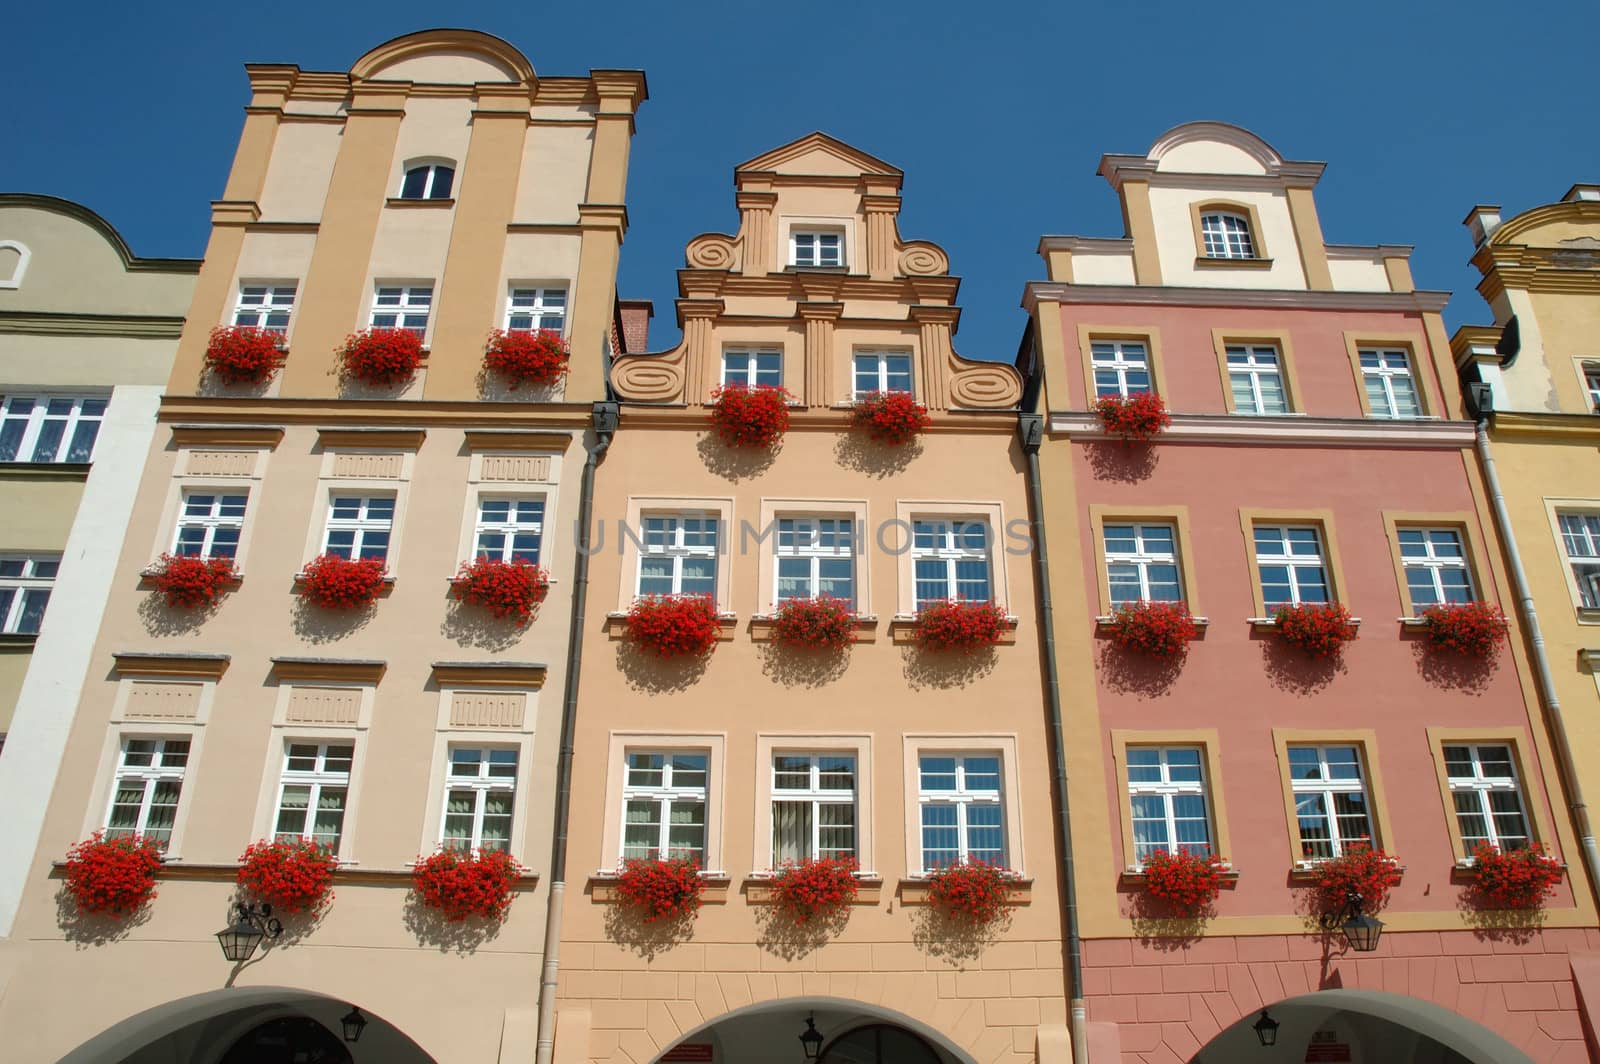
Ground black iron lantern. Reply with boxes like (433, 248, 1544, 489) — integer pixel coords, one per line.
(1319, 890, 1383, 953)
(798, 1014, 824, 1061)
(1252, 1009, 1280, 1047)
(214, 902, 283, 963)
(341, 1006, 368, 1043)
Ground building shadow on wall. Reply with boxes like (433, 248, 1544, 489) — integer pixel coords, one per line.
(1096, 640, 1186, 698)
(55, 883, 152, 948)
(439, 597, 528, 653)
(758, 643, 850, 688)
(1256, 633, 1344, 695)
(136, 590, 222, 638)
(401, 892, 505, 955)
(833, 433, 921, 478)
(602, 902, 696, 961)
(1455, 875, 1547, 946)
(753, 903, 850, 961)
(615, 639, 711, 693)
(908, 905, 1013, 969)
(290, 594, 377, 645)
(1407, 637, 1497, 694)
(900, 645, 997, 690)
(1084, 442, 1159, 483)
(696, 432, 780, 482)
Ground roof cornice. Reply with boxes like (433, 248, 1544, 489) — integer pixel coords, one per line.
(1023, 281, 1449, 315)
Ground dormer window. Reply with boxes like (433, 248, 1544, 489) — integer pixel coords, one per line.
(400, 163, 455, 201)
(791, 230, 843, 268)
(1200, 211, 1256, 259)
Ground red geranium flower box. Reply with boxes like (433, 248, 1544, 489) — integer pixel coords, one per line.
(708, 383, 792, 448)
(146, 553, 237, 610)
(1138, 849, 1227, 916)
(771, 595, 857, 651)
(237, 838, 338, 915)
(1469, 842, 1563, 910)
(1421, 601, 1507, 658)
(62, 832, 163, 917)
(851, 391, 931, 445)
(1274, 601, 1358, 658)
(411, 848, 523, 921)
(484, 328, 570, 389)
(336, 327, 423, 386)
(914, 599, 1009, 653)
(769, 857, 859, 922)
(924, 860, 1015, 927)
(624, 595, 721, 658)
(1107, 600, 1198, 658)
(297, 553, 389, 610)
(1311, 844, 1401, 916)
(1094, 393, 1172, 442)
(204, 326, 285, 386)
(614, 856, 705, 923)
(451, 557, 550, 627)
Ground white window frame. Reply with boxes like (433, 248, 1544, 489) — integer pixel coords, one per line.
(911, 519, 993, 607)
(1557, 512, 1600, 609)
(1287, 744, 1377, 860)
(506, 286, 567, 335)
(721, 348, 783, 389)
(0, 554, 58, 635)
(634, 513, 719, 598)
(1360, 348, 1422, 419)
(399, 162, 454, 200)
(1585, 365, 1600, 413)
(1445, 743, 1532, 853)
(774, 516, 856, 605)
(321, 494, 396, 562)
(1254, 525, 1329, 608)
(1090, 341, 1152, 398)
(852, 351, 914, 399)
(0, 393, 108, 464)
(1201, 211, 1256, 259)
(370, 285, 433, 339)
(172, 490, 248, 560)
(232, 283, 296, 335)
(273, 741, 353, 851)
(441, 745, 519, 852)
(770, 752, 858, 863)
(472, 495, 545, 565)
(916, 753, 1006, 872)
(1226, 345, 1288, 415)
(105, 736, 190, 851)
(790, 229, 844, 268)
(1125, 746, 1214, 866)
(1398, 527, 1474, 611)
(1103, 523, 1183, 604)
(619, 750, 710, 864)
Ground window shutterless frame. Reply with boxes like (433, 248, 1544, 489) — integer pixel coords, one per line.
(635, 514, 719, 598)
(1556, 512, 1600, 609)
(105, 737, 190, 851)
(1397, 527, 1474, 610)
(441, 746, 518, 852)
(233, 284, 296, 334)
(273, 742, 353, 850)
(721, 349, 783, 389)
(770, 753, 857, 863)
(790, 230, 843, 267)
(1200, 212, 1255, 259)
(852, 351, 913, 398)
(400, 163, 454, 200)
(1286, 744, 1377, 860)
(911, 520, 993, 607)
(506, 286, 566, 333)
(0, 393, 108, 463)
(1124, 746, 1213, 863)
(917, 754, 1005, 871)
(774, 517, 855, 604)
(620, 751, 709, 863)
(1359, 348, 1422, 419)
(370, 286, 433, 338)
(1253, 525, 1329, 608)
(172, 491, 248, 559)
(1443, 743, 1532, 852)
(1225, 346, 1289, 415)
(1585, 365, 1600, 414)
(473, 496, 544, 565)
(1103, 523, 1182, 604)
(1090, 341, 1152, 398)
(0, 554, 58, 635)
(322, 495, 396, 562)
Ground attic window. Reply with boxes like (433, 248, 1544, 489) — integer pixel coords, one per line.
(400, 163, 455, 201)
(1200, 212, 1255, 259)
(791, 230, 843, 268)
(0, 241, 30, 289)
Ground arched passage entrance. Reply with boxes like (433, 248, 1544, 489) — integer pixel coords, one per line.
(653, 998, 977, 1064)
(1195, 989, 1534, 1063)
(56, 986, 435, 1064)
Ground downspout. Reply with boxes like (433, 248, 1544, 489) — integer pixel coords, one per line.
(536, 401, 618, 1064)
(1018, 412, 1090, 1064)
(1471, 395, 1600, 902)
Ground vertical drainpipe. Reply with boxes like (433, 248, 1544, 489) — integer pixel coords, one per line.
(1018, 412, 1090, 1063)
(536, 400, 619, 1064)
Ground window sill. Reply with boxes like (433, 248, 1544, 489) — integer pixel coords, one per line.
(385, 197, 456, 209)
(1248, 616, 1362, 631)
(783, 264, 849, 275)
(587, 871, 731, 904)
(887, 615, 1020, 646)
(0, 633, 39, 648)
(603, 611, 739, 641)
(742, 874, 883, 904)
(1096, 614, 1209, 629)
(1576, 608, 1600, 626)
(896, 875, 1032, 906)
(49, 859, 539, 889)
(1119, 865, 1240, 888)
(1289, 858, 1404, 882)
(1194, 256, 1274, 269)
(748, 614, 880, 644)
(139, 570, 246, 589)
(292, 573, 397, 599)
(0, 461, 92, 480)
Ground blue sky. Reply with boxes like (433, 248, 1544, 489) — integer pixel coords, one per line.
(3, 1, 1594, 361)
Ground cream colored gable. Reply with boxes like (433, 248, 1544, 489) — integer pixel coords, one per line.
(737, 133, 901, 178)
(1156, 139, 1269, 176)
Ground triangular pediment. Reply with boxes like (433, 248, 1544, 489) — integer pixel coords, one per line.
(736, 132, 902, 179)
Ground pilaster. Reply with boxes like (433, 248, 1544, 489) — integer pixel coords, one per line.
(909, 305, 959, 412)
(736, 191, 777, 277)
(797, 302, 844, 407)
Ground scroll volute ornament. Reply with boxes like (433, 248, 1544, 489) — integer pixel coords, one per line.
(685, 233, 741, 271)
(897, 241, 949, 277)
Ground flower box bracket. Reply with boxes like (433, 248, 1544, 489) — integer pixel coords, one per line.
(586, 871, 730, 904)
(895, 875, 1033, 906)
(742, 874, 883, 905)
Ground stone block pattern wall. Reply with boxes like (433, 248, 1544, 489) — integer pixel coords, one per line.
(1082, 930, 1597, 1063)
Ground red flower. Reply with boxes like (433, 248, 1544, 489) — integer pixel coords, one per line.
(768, 857, 859, 922)
(1094, 393, 1171, 442)
(297, 553, 389, 610)
(708, 384, 792, 448)
(624, 595, 721, 658)
(204, 326, 285, 385)
(1421, 601, 1507, 659)
(851, 391, 930, 445)
(614, 857, 705, 923)
(924, 860, 1015, 927)
(914, 599, 1009, 653)
(1274, 601, 1358, 657)
(1311, 844, 1402, 916)
(62, 832, 163, 917)
(146, 553, 237, 610)
(411, 848, 523, 921)
(237, 838, 338, 915)
(336, 328, 423, 386)
(484, 329, 570, 389)
(1138, 849, 1227, 916)
(451, 557, 550, 627)
(1469, 842, 1563, 910)
(1107, 600, 1198, 658)
(771, 595, 857, 651)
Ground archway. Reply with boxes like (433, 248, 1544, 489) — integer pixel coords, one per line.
(1194, 989, 1534, 1064)
(653, 998, 976, 1064)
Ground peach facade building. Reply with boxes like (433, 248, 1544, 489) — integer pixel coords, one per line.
(1021, 124, 1600, 1062)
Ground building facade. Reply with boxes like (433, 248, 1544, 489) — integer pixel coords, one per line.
(0, 30, 645, 1064)
(547, 133, 1069, 1064)
(1022, 124, 1599, 1062)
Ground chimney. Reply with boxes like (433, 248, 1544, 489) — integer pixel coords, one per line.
(618, 300, 654, 353)
(1463, 205, 1503, 247)
(1563, 184, 1600, 203)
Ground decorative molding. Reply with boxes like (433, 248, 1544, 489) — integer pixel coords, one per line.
(1048, 411, 1475, 448)
(686, 233, 740, 270)
(269, 657, 386, 684)
(158, 396, 591, 428)
(385, 197, 455, 210)
(350, 28, 536, 84)
(113, 652, 231, 679)
(0, 462, 90, 481)
(49, 861, 539, 889)
(1024, 281, 1450, 314)
(0, 194, 201, 274)
(430, 661, 547, 689)
(461, 430, 572, 453)
(897, 241, 948, 276)
(0, 312, 186, 338)
(317, 427, 426, 450)
(170, 424, 284, 450)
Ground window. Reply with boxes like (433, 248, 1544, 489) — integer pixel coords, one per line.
(400, 163, 454, 200)
(173, 491, 247, 559)
(722, 349, 783, 389)
(771, 753, 857, 862)
(322, 495, 395, 561)
(442, 746, 517, 852)
(370, 286, 433, 338)
(506, 287, 566, 333)
(1287, 745, 1375, 860)
(1125, 747, 1212, 863)
(0, 394, 107, 463)
(1090, 341, 1152, 398)
(1585, 365, 1600, 413)
(473, 497, 544, 565)
(1104, 523, 1182, 605)
(853, 352, 913, 398)
(1557, 512, 1600, 608)
(1200, 212, 1255, 259)
(918, 754, 1005, 870)
(791, 231, 843, 268)
(1226, 346, 1288, 415)
(106, 737, 189, 850)
(636, 514, 718, 597)
(273, 742, 352, 850)
(0, 555, 58, 635)
(1398, 528, 1473, 610)
(233, 284, 296, 334)
(621, 751, 708, 862)
(776, 517, 855, 604)
(1360, 349, 1421, 418)
(1445, 744, 1531, 853)
(1254, 526, 1329, 608)
(912, 520, 992, 607)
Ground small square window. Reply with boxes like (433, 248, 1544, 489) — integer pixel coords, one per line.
(791, 231, 843, 268)
(323, 495, 396, 561)
(722, 350, 783, 389)
(853, 352, 913, 399)
(0, 554, 59, 635)
(1254, 525, 1329, 608)
(234, 284, 296, 334)
(507, 287, 566, 333)
(173, 491, 248, 560)
(636, 513, 718, 598)
(1104, 523, 1182, 605)
(371, 286, 432, 339)
(474, 496, 544, 565)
